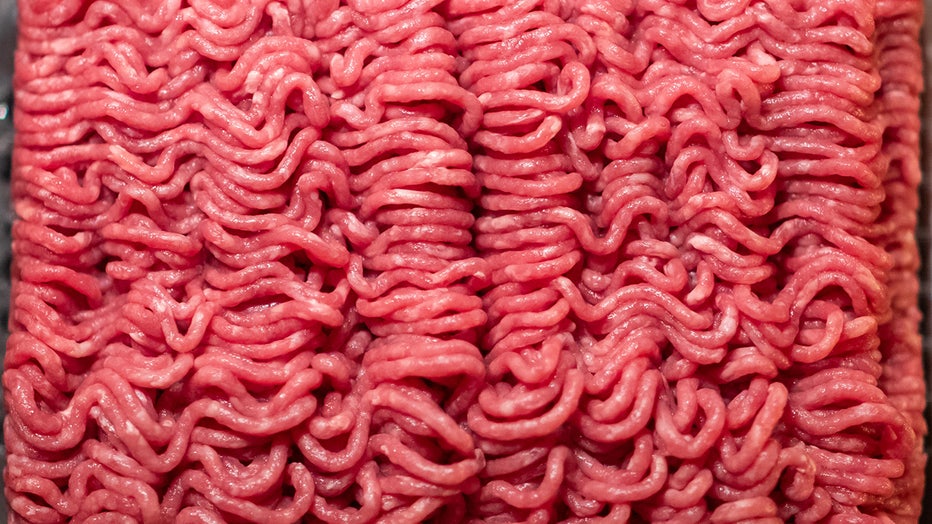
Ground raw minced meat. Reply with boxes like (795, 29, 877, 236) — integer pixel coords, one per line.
(4, 0, 925, 522)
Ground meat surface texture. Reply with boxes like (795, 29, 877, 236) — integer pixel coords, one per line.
(4, 0, 926, 522)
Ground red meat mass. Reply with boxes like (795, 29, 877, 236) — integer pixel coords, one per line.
(3, 0, 926, 522)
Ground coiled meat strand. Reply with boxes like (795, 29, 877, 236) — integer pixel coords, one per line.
(315, 0, 487, 521)
(447, 0, 593, 520)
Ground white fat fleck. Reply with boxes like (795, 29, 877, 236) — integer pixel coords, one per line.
(416, 150, 447, 167)
(204, 402, 220, 418)
(478, 93, 492, 104)
(245, 70, 262, 93)
(50, 39, 74, 55)
(253, 419, 272, 432)
(759, 162, 775, 178)
(135, 389, 150, 404)
(587, 120, 606, 135)
(687, 235, 714, 251)
(77, 341, 94, 356)
(504, 71, 526, 85)
(720, 315, 738, 334)
(124, 420, 138, 435)
(331, 90, 345, 100)
(493, 398, 519, 418)
(91, 407, 116, 435)
(748, 45, 777, 67)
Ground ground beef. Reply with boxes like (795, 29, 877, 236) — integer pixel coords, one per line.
(4, 0, 926, 522)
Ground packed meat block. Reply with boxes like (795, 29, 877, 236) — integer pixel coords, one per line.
(4, 1, 925, 522)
